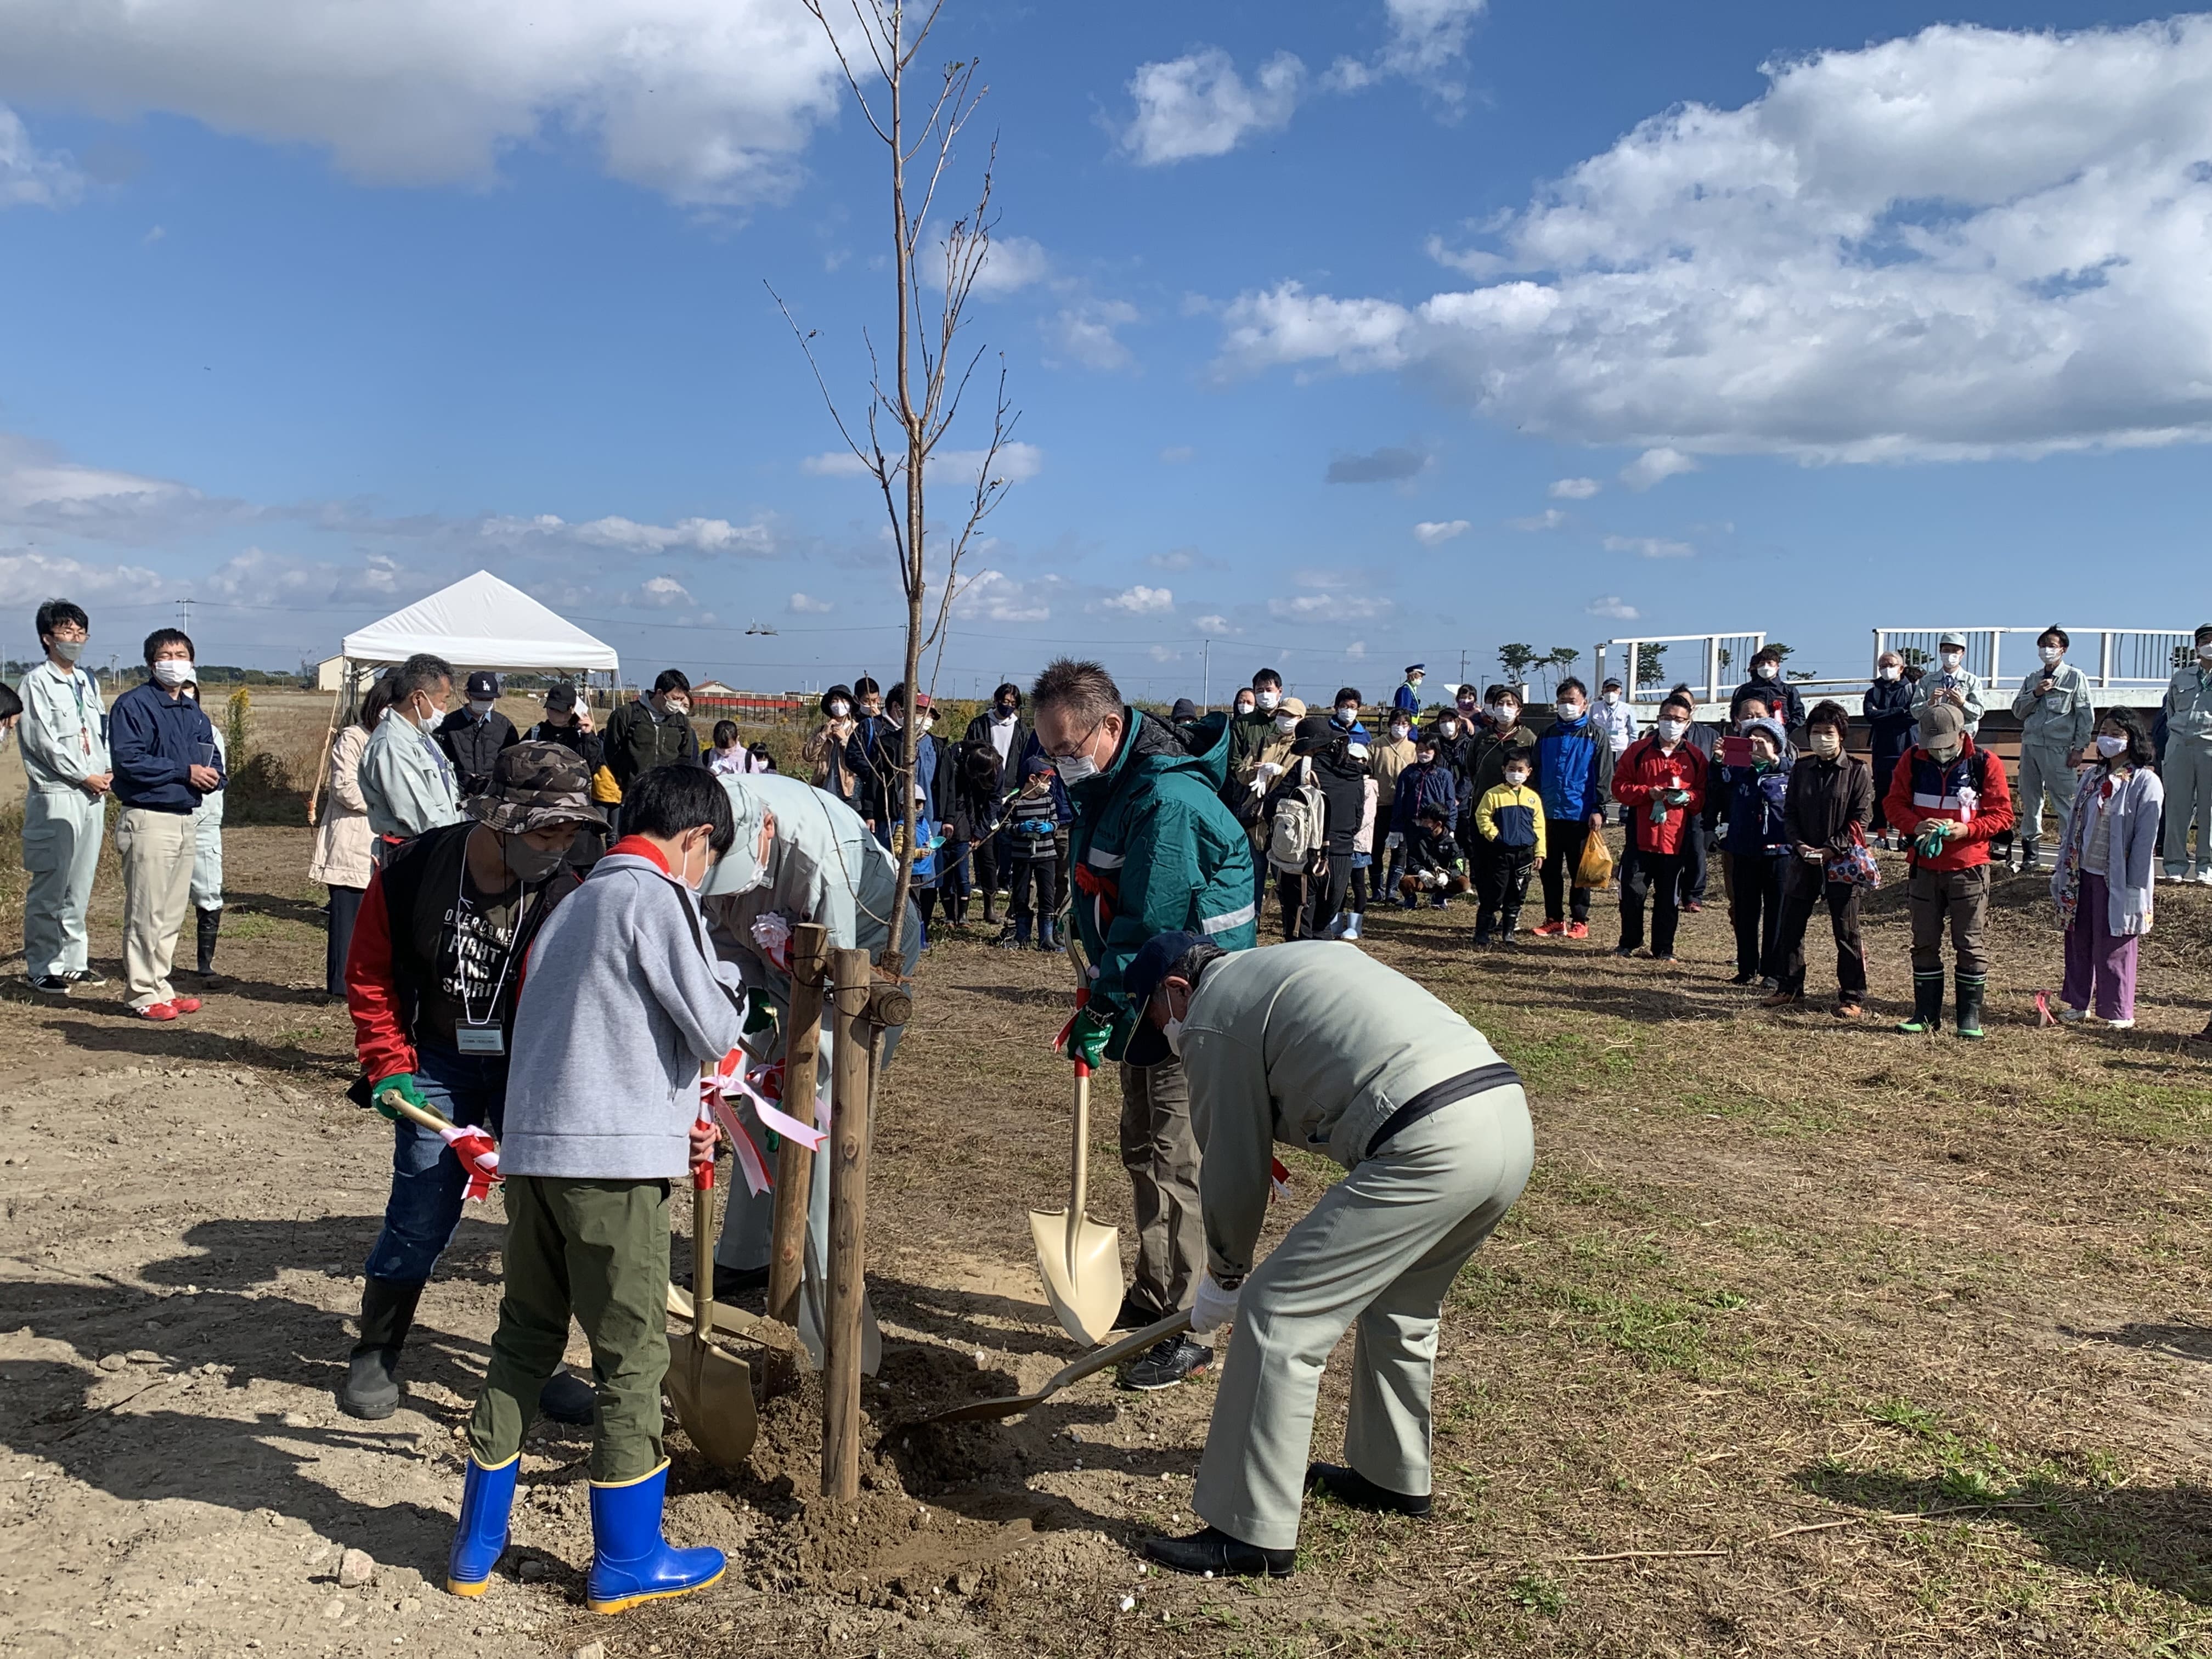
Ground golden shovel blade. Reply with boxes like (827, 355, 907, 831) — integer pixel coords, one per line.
(1029, 1207, 1122, 1346)
(665, 1325, 758, 1471)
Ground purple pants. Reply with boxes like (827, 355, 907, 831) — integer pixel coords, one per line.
(2062, 871, 2137, 1022)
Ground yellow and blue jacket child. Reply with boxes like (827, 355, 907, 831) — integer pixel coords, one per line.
(1474, 778, 1546, 864)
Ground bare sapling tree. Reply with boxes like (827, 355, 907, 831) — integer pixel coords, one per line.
(780, 0, 1021, 963)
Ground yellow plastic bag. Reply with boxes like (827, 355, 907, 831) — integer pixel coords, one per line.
(1576, 828, 1616, 892)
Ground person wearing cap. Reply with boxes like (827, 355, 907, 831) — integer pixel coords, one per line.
(2159, 623, 2212, 883)
(1910, 631, 1986, 737)
(1034, 658, 1258, 1392)
(1709, 716, 1794, 987)
(435, 670, 520, 798)
(340, 741, 607, 1422)
(1883, 699, 2015, 1038)
(2008, 627, 2095, 874)
(1772, 700, 1874, 1015)
(1392, 664, 1425, 723)
(1593, 676, 1637, 762)
(695, 774, 919, 1336)
(997, 751, 1068, 950)
(1728, 645, 1807, 735)
(524, 682, 609, 865)
(448, 763, 743, 1613)
(1120, 932, 1532, 1578)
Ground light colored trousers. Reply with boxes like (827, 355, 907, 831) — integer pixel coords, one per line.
(2164, 740, 2212, 873)
(116, 807, 196, 1009)
(1195, 1081, 1534, 1552)
(21, 788, 105, 978)
(190, 808, 224, 910)
(2015, 743, 2075, 850)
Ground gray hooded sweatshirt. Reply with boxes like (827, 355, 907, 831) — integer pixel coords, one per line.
(501, 849, 746, 1180)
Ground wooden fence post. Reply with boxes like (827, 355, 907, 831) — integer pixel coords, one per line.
(767, 922, 830, 1330)
(822, 946, 873, 1504)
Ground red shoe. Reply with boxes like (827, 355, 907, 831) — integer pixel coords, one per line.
(171, 996, 203, 1014)
(1532, 920, 1566, 938)
(137, 1002, 179, 1022)
(1566, 922, 1590, 940)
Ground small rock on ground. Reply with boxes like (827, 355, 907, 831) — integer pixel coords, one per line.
(337, 1548, 375, 1589)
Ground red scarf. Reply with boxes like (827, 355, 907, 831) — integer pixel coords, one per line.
(607, 834, 670, 871)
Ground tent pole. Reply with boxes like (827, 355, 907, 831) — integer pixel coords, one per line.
(304, 665, 351, 828)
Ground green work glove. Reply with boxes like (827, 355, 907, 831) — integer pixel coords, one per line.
(370, 1073, 431, 1123)
(742, 992, 778, 1036)
(1056, 1007, 1114, 1069)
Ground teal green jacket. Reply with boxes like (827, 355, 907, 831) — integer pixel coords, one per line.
(1066, 709, 1259, 1058)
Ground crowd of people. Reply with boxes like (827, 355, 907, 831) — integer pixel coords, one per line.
(9, 600, 2211, 1599)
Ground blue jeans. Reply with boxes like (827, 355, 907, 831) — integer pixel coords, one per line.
(363, 1044, 509, 1284)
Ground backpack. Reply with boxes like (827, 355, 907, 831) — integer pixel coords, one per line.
(1268, 774, 1328, 872)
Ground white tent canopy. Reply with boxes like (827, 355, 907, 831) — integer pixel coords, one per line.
(341, 570, 620, 675)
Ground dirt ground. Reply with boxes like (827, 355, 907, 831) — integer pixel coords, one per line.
(3, 819, 2212, 1659)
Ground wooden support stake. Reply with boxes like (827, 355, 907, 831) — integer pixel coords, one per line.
(767, 922, 830, 1329)
(822, 945, 873, 1504)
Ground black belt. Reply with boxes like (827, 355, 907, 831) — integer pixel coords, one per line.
(1365, 1061, 1522, 1160)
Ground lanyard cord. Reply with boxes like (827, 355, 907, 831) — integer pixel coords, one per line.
(454, 856, 538, 1029)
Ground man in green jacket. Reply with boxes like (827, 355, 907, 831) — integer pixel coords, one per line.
(1122, 932, 1533, 1578)
(2007, 625, 2094, 872)
(605, 670, 702, 795)
(1032, 658, 1258, 1391)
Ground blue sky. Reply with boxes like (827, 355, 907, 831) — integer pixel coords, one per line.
(2, 1, 2207, 703)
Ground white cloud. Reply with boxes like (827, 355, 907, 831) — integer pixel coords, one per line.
(633, 574, 692, 608)
(1549, 476, 1600, 499)
(1210, 18, 2212, 461)
(0, 0, 845, 209)
(802, 441, 1043, 486)
(1192, 613, 1239, 634)
(969, 234, 1049, 297)
(1602, 534, 1694, 559)
(1147, 548, 1197, 572)
(1147, 644, 1181, 663)
(1, 102, 82, 208)
(1047, 298, 1140, 371)
(561, 515, 770, 555)
(1587, 595, 1640, 620)
(788, 591, 832, 614)
(1102, 584, 1173, 616)
(1506, 509, 1566, 531)
(1345, 639, 1368, 659)
(0, 432, 240, 545)
(1159, 445, 1195, 464)
(197, 545, 415, 605)
(1412, 518, 1470, 545)
(953, 568, 1054, 624)
(1268, 593, 1392, 620)
(1620, 447, 1697, 492)
(1381, 0, 1488, 83)
(0, 547, 160, 607)
(1120, 48, 1304, 166)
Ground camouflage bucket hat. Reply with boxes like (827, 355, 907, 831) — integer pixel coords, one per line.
(465, 740, 608, 834)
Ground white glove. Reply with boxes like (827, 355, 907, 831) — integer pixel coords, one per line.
(1385, 831, 1403, 850)
(1190, 1270, 1242, 1335)
(1256, 761, 1283, 779)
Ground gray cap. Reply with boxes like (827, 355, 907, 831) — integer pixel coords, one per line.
(1937, 629, 1968, 650)
(1920, 699, 1966, 747)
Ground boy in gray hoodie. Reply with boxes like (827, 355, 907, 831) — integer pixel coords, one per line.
(447, 765, 752, 1615)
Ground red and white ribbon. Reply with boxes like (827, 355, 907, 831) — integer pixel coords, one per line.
(435, 1124, 501, 1203)
(1269, 1156, 1291, 1203)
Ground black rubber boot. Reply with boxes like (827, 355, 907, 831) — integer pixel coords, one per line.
(1955, 973, 1988, 1040)
(195, 907, 222, 978)
(1897, 972, 1945, 1035)
(343, 1277, 425, 1420)
(1305, 1462, 1433, 1518)
(1142, 1526, 1294, 1579)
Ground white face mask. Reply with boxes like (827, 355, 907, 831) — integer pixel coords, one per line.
(1162, 1016, 1186, 1058)
(1334, 707, 1358, 726)
(1656, 718, 1686, 742)
(151, 658, 194, 689)
(1388, 724, 1409, 741)
(919, 715, 935, 733)
(2096, 732, 2129, 758)
(827, 700, 850, 718)
(49, 638, 86, 664)
(1755, 663, 1777, 680)
(1235, 702, 1255, 718)
(1053, 753, 1098, 785)
(2198, 642, 2212, 661)
(1601, 690, 1618, 705)
(1273, 715, 1297, 736)
(665, 698, 690, 718)
(1438, 720, 1459, 738)
(407, 695, 440, 732)
(1503, 770, 1530, 788)
(1255, 690, 1280, 712)
(469, 698, 495, 716)
(2038, 646, 2063, 665)
(1940, 650, 1963, 670)
(1556, 702, 1581, 721)
(1927, 740, 1961, 761)
(1491, 704, 1517, 724)
(1879, 665, 1901, 681)
(1810, 731, 1841, 757)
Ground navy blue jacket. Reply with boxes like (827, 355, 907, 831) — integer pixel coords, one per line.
(1535, 714, 1614, 822)
(111, 681, 223, 813)
(1861, 676, 1916, 766)
(1389, 759, 1459, 835)
(1713, 760, 1792, 857)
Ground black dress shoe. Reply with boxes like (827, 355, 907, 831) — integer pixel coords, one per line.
(537, 1369, 596, 1425)
(1119, 1335, 1211, 1391)
(1304, 1462, 1432, 1517)
(1110, 1293, 1167, 1331)
(1141, 1526, 1294, 1578)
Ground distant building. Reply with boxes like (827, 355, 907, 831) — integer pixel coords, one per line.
(315, 655, 348, 692)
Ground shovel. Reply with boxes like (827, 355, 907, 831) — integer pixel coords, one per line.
(1030, 1046, 1125, 1346)
(913, 1311, 1192, 1426)
(665, 1104, 758, 1470)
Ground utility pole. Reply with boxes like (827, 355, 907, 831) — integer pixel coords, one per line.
(1201, 638, 1211, 711)
(1458, 648, 1468, 690)
(176, 598, 192, 634)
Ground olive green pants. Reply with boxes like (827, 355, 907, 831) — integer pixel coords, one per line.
(466, 1175, 670, 1483)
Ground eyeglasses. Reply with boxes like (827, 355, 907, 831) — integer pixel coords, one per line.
(1044, 716, 1107, 762)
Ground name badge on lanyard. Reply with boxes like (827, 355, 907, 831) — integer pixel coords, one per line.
(455, 1023, 506, 1056)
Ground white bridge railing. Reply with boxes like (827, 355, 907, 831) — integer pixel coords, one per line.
(1593, 631, 1767, 706)
(1871, 625, 2191, 692)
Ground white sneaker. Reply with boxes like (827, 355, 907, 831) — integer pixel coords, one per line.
(1342, 914, 1363, 941)
(2196, 868, 2212, 887)
(2106, 1018, 2136, 1029)
(2058, 1004, 2089, 1024)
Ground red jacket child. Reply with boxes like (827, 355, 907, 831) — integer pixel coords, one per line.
(1611, 728, 1708, 856)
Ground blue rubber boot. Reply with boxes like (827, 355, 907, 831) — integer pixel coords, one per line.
(446, 1452, 520, 1597)
(585, 1461, 725, 1615)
